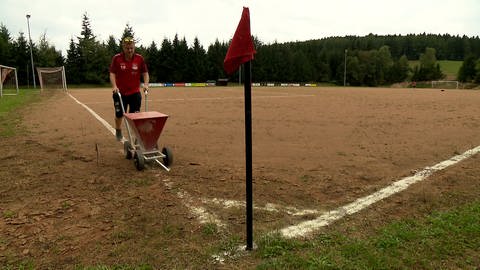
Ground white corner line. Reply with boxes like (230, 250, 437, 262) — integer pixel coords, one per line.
(162, 178, 226, 228)
(281, 145, 480, 238)
(201, 197, 322, 216)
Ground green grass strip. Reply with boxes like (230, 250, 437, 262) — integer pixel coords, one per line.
(0, 89, 39, 137)
(256, 201, 480, 269)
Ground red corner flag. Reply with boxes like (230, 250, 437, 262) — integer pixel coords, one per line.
(224, 7, 256, 74)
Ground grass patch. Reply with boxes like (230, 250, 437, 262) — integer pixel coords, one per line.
(2, 209, 16, 219)
(409, 60, 462, 80)
(0, 89, 40, 137)
(201, 223, 219, 236)
(2, 261, 35, 270)
(255, 200, 480, 269)
(77, 265, 153, 270)
(437, 60, 463, 79)
(127, 178, 153, 187)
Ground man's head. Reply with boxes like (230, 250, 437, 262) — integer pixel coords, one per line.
(122, 37, 135, 59)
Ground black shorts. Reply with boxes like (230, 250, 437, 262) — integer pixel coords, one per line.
(113, 92, 142, 118)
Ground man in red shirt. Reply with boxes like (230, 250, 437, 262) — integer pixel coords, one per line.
(110, 36, 150, 141)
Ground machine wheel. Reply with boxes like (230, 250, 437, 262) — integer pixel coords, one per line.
(124, 141, 133, 159)
(134, 150, 145, 171)
(162, 147, 173, 167)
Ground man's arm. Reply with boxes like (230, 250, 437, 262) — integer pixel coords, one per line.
(142, 72, 150, 92)
(110, 72, 119, 93)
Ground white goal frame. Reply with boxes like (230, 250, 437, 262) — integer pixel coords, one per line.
(0, 65, 19, 98)
(37, 66, 67, 91)
(431, 80, 459, 89)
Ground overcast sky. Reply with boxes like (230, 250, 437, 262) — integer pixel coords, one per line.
(2, 0, 479, 55)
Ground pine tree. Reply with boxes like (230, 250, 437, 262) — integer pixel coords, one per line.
(36, 32, 64, 67)
(0, 24, 13, 66)
(12, 32, 30, 84)
(458, 55, 477, 82)
(66, 38, 81, 84)
(75, 12, 109, 84)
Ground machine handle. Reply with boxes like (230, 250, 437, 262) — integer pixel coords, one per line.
(144, 88, 148, 112)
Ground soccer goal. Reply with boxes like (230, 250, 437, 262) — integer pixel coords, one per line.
(0, 65, 19, 98)
(431, 80, 459, 89)
(37, 66, 67, 91)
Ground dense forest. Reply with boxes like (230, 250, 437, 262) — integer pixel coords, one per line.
(1, 13, 480, 87)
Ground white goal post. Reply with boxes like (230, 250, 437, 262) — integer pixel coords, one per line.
(0, 65, 19, 98)
(37, 66, 67, 91)
(431, 80, 459, 89)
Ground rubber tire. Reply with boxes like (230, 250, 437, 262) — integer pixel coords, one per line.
(162, 147, 173, 167)
(124, 141, 133, 160)
(134, 150, 145, 171)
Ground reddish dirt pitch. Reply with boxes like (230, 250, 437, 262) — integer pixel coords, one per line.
(1, 86, 480, 268)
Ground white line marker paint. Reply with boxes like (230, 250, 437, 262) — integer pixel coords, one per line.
(281, 145, 480, 238)
(68, 93, 115, 135)
(68, 93, 225, 228)
(162, 178, 226, 227)
(201, 198, 322, 216)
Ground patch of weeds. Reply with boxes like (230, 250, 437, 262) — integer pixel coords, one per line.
(256, 232, 300, 258)
(78, 265, 153, 270)
(201, 223, 218, 236)
(57, 234, 74, 242)
(111, 229, 134, 244)
(299, 174, 314, 182)
(340, 239, 369, 260)
(161, 224, 176, 236)
(2, 260, 35, 270)
(216, 234, 242, 255)
(61, 201, 73, 209)
(3, 209, 16, 219)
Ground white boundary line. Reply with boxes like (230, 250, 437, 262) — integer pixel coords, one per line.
(201, 198, 322, 216)
(280, 145, 480, 238)
(68, 93, 115, 136)
(162, 178, 226, 227)
(68, 92, 225, 228)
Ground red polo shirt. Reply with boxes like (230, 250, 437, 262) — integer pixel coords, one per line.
(109, 53, 148, 96)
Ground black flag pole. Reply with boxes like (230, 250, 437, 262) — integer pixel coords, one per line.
(222, 7, 256, 251)
(244, 60, 253, 250)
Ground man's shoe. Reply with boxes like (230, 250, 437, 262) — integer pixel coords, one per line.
(115, 129, 122, 141)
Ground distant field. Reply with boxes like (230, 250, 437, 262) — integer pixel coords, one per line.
(409, 60, 462, 80)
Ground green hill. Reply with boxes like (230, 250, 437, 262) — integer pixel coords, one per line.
(409, 60, 462, 80)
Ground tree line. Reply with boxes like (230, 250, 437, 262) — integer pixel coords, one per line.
(1, 13, 480, 87)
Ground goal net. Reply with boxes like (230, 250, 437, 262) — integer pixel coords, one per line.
(431, 80, 459, 89)
(37, 66, 67, 91)
(0, 65, 19, 97)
